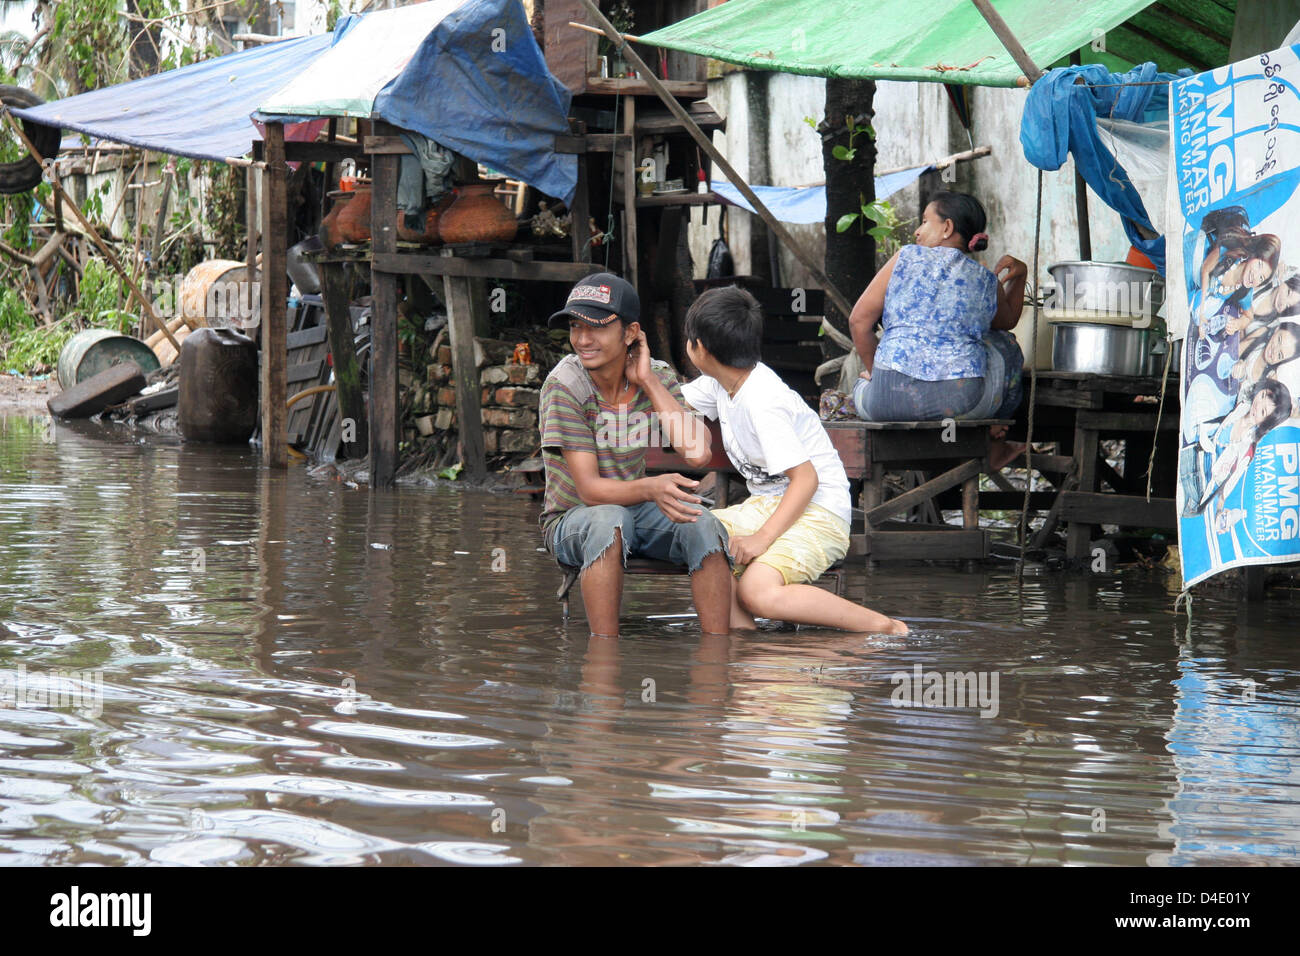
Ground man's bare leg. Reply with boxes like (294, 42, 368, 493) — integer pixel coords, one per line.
(580, 528, 625, 637)
(690, 550, 734, 635)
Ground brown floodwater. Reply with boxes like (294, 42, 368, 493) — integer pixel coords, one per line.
(1, 412, 1298, 866)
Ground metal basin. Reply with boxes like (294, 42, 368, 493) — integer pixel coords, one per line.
(1052, 322, 1160, 377)
(1047, 261, 1164, 320)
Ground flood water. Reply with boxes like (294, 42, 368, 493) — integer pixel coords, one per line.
(1, 412, 1299, 866)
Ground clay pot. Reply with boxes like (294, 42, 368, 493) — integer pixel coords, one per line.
(318, 191, 350, 249)
(336, 185, 372, 244)
(396, 193, 455, 245)
(437, 183, 517, 245)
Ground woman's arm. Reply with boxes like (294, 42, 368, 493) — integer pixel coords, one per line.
(1200, 245, 1222, 292)
(992, 255, 1028, 331)
(849, 253, 898, 377)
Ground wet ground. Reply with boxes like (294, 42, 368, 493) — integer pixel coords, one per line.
(1, 412, 1298, 866)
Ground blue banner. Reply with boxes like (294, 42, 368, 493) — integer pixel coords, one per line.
(1173, 46, 1300, 587)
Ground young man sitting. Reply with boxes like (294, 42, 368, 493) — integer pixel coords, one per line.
(680, 286, 908, 635)
(539, 273, 733, 638)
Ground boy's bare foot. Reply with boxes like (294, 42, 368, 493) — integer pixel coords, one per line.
(989, 439, 1026, 471)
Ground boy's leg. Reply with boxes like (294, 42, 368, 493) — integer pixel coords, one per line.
(553, 504, 634, 636)
(736, 563, 907, 634)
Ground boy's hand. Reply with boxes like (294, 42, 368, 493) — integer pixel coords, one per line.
(648, 473, 703, 522)
(625, 328, 652, 389)
(729, 531, 772, 566)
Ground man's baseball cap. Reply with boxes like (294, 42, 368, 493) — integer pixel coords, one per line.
(548, 273, 639, 328)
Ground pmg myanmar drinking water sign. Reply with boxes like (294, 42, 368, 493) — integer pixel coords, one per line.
(1170, 44, 1300, 587)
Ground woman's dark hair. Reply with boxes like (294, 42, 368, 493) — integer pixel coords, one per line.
(928, 190, 988, 252)
(1258, 275, 1300, 320)
(1250, 376, 1293, 437)
(684, 286, 764, 369)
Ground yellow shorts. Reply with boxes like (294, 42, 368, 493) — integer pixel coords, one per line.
(712, 495, 850, 585)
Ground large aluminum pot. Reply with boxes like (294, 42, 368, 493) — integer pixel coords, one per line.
(1052, 322, 1161, 377)
(1046, 261, 1164, 319)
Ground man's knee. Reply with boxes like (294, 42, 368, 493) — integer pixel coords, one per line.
(676, 512, 728, 571)
(582, 505, 633, 567)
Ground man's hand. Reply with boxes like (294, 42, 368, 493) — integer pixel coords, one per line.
(729, 532, 772, 566)
(625, 327, 653, 389)
(647, 473, 703, 523)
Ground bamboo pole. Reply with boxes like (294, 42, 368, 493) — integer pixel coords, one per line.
(0, 107, 181, 352)
(969, 0, 1044, 84)
(571, 0, 855, 351)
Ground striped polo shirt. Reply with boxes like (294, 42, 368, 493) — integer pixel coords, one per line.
(538, 354, 684, 548)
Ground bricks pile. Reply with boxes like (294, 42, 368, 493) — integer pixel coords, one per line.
(420, 338, 542, 456)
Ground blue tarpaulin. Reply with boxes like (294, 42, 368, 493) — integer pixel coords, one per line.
(12, 0, 577, 203)
(711, 165, 932, 224)
(1019, 63, 1177, 273)
(11, 33, 334, 162)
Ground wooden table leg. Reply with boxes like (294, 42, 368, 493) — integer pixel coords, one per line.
(1066, 425, 1099, 563)
(443, 274, 487, 483)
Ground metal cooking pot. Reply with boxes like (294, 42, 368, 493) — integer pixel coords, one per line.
(1046, 261, 1164, 319)
(1052, 322, 1161, 377)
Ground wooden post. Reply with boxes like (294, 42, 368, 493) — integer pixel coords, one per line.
(369, 125, 401, 489)
(320, 262, 367, 459)
(443, 273, 487, 482)
(1065, 426, 1099, 562)
(570, 153, 591, 264)
(622, 96, 638, 288)
(260, 123, 289, 469)
(571, 0, 854, 347)
(245, 162, 260, 296)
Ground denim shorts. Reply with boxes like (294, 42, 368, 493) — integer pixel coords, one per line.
(550, 500, 730, 574)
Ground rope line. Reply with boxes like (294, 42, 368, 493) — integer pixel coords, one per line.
(1017, 168, 1044, 587)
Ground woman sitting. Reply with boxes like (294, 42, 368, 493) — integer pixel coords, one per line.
(848, 190, 1028, 469)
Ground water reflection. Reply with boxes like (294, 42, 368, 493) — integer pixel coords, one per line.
(0, 414, 1298, 864)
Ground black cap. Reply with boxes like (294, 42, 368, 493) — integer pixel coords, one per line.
(547, 273, 639, 328)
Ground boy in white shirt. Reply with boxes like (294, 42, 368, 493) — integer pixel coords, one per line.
(680, 287, 908, 635)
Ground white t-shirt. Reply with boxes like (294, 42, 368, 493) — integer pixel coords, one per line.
(681, 362, 852, 524)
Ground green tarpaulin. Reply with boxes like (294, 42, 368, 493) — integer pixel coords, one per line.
(639, 0, 1163, 86)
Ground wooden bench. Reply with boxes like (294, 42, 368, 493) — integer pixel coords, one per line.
(556, 420, 844, 620)
(824, 418, 1013, 561)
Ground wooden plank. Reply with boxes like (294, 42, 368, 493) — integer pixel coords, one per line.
(362, 135, 413, 154)
(1076, 410, 1179, 432)
(824, 424, 869, 479)
(369, 129, 401, 488)
(553, 133, 633, 154)
(320, 262, 367, 459)
(443, 275, 487, 482)
(1035, 387, 1104, 409)
(260, 123, 289, 468)
(286, 324, 328, 348)
(1058, 491, 1177, 529)
(635, 192, 725, 207)
(622, 95, 638, 289)
(962, 474, 980, 529)
(583, 77, 707, 98)
(283, 141, 364, 164)
(371, 252, 601, 282)
(865, 458, 984, 526)
(865, 529, 989, 560)
(287, 359, 325, 385)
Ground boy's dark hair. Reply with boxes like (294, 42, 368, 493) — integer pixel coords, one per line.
(929, 190, 989, 252)
(684, 286, 763, 369)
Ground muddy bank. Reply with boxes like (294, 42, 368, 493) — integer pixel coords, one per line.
(0, 373, 57, 412)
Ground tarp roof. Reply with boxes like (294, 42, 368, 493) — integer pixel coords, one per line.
(13, 0, 577, 203)
(11, 32, 333, 161)
(639, 0, 1171, 86)
(258, 0, 575, 203)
